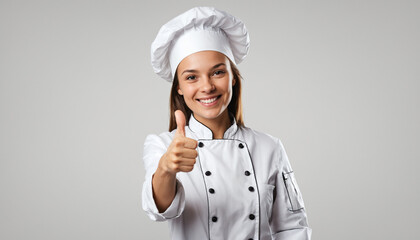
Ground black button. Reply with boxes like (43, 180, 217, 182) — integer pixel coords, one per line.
(248, 186, 254, 192)
(238, 143, 244, 148)
(212, 216, 218, 222)
(245, 171, 251, 176)
(248, 239, 254, 240)
(249, 214, 255, 220)
(198, 142, 204, 148)
(205, 171, 211, 176)
(209, 188, 215, 194)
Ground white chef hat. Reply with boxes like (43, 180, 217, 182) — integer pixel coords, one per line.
(150, 6, 250, 82)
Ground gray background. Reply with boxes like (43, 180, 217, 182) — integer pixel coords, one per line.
(1, 0, 419, 239)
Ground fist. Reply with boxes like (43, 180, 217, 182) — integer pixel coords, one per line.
(159, 110, 198, 174)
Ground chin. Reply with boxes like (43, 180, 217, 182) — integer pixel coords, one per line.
(196, 113, 217, 120)
(195, 109, 225, 120)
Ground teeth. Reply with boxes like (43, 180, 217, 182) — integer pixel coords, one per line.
(200, 96, 218, 104)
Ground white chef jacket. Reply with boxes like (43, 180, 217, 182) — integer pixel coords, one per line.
(142, 113, 312, 240)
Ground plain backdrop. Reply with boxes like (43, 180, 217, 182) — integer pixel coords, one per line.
(1, 0, 419, 239)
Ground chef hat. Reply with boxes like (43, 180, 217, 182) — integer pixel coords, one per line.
(150, 6, 250, 82)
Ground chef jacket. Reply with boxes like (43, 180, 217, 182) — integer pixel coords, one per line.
(142, 113, 312, 240)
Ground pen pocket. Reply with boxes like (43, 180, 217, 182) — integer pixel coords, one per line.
(282, 171, 305, 211)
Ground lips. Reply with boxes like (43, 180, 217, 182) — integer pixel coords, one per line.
(197, 95, 221, 104)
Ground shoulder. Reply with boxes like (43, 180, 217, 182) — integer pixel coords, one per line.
(239, 126, 291, 169)
(239, 125, 281, 144)
(239, 126, 283, 149)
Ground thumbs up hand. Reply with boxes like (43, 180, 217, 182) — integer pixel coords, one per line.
(158, 110, 198, 175)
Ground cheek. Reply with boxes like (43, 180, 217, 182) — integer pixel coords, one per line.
(180, 86, 196, 99)
(222, 82, 233, 94)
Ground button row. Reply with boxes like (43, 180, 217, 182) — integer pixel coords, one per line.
(205, 171, 254, 193)
(211, 214, 255, 222)
(207, 186, 253, 195)
(205, 170, 251, 177)
(198, 142, 245, 149)
(201, 141, 255, 231)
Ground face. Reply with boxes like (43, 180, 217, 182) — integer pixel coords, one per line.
(176, 50, 236, 124)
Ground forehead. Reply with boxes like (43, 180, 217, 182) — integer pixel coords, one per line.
(177, 50, 229, 70)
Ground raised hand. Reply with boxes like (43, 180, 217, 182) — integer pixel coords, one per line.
(158, 110, 198, 175)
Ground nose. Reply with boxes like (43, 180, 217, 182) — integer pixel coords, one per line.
(200, 76, 215, 93)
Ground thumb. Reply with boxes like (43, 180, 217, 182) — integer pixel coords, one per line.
(174, 110, 186, 137)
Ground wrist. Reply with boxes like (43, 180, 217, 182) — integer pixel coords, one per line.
(155, 164, 176, 179)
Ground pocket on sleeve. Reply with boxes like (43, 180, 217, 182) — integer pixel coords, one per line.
(282, 171, 305, 211)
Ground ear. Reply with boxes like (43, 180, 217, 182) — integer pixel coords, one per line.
(177, 87, 183, 95)
(232, 77, 236, 87)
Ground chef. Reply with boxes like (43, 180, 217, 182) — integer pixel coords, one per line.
(142, 6, 312, 240)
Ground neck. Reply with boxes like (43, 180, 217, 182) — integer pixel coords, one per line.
(194, 111, 232, 139)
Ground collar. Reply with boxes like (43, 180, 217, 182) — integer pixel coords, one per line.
(188, 112, 238, 140)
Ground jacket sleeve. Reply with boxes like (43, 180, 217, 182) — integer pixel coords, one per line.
(270, 138, 312, 239)
(141, 133, 186, 221)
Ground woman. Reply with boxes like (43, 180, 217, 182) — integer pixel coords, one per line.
(142, 6, 312, 240)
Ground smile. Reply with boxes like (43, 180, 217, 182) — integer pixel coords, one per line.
(197, 95, 221, 105)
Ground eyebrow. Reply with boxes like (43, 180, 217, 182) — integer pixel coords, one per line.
(181, 63, 226, 76)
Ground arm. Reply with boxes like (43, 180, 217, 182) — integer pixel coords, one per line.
(270, 138, 312, 239)
(141, 134, 186, 221)
(152, 162, 177, 213)
(142, 111, 198, 221)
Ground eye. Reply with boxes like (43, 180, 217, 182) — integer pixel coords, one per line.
(213, 70, 225, 76)
(186, 75, 196, 80)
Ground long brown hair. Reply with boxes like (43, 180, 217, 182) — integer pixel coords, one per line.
(168, 58, 245, 131)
